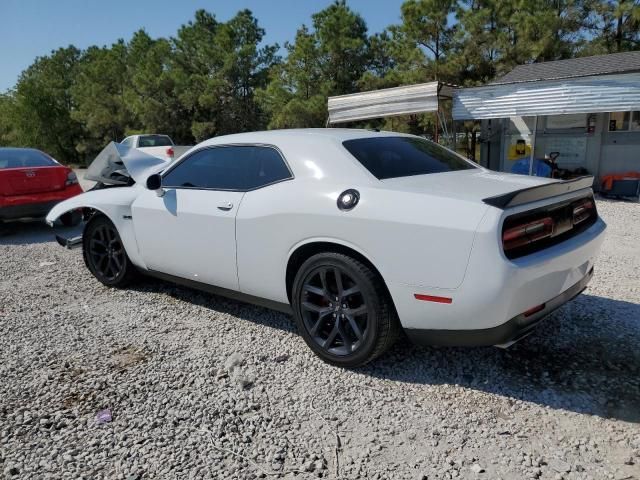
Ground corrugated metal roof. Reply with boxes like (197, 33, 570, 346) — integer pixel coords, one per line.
(327, 82, 439, 124)
(492, 51, 640, 85)
(453, 73, 640, 120)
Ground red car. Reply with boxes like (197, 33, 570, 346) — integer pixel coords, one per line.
(0, 148, 83, 225)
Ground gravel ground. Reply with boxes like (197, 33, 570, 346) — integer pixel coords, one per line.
(0, 198, 639, 480)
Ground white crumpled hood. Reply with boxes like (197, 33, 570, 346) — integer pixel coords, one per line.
(85, 142, 170, 185)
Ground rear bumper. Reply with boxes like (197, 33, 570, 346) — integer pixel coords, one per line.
(389, 216, 606, 332)
(404, 266, 593, 347)
(0, 200, 61, 220)
(0, 186, 82, 220)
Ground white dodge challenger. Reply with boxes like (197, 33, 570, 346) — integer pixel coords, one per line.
(47, 129, 606, 367)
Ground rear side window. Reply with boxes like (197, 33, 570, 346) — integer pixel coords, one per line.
(162, 145, 292, 191)
(138, 135, 173, 147)
(343, 136, 476, 180)
(0, 149, 57, 169)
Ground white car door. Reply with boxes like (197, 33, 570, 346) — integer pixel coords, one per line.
(131, 146, 259, 290)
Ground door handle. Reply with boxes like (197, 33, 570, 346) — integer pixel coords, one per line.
(217, 201, 233, 211)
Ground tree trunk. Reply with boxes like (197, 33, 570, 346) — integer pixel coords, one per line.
(616, 4, 623, 52)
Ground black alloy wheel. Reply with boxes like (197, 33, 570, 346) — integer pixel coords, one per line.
(83, 215, 137, 287)
(292, 252, 399, 367)
(300, 266, 369, 356)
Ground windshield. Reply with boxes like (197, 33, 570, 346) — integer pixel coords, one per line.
(0, 148, 57, 169)
(138, 135, 173, 147)
(343, 136, 476, 180)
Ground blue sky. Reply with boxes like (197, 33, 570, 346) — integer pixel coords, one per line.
(0, 0, 407, 92)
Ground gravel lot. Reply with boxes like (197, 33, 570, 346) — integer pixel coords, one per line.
(1, 198, 639, 480)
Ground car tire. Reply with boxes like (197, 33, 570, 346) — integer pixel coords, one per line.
(60, 210, 82, 227)
(292, 252, 400, 367)
(82, 215, 137, 287)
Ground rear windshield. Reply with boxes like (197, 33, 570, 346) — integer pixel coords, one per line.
(0, 149, 57, 169)
(343, 136, 476, 180)
(138, 135, 173, 147)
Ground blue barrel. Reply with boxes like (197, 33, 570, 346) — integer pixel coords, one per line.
(510, 158, 552, 177)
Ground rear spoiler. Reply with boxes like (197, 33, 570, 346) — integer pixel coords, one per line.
(483, 176, 595, 209)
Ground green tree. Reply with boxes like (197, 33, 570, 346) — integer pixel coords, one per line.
(10, 47, 84, 163)
(398, 0, 457, 80)
(0, 93, 17, 146)
(126, 30, 190, 143)
(358, 30, 414, 91)
(258, 1, 370, 129)
(71, 41, 135, 159)
(452, 0, 508, 84)
(170, 9, 277, 141)
(582, 0, 640, 53)
(3, 2, 635, 163)
(257, 26, 327, 128)
(215, 9, 279, 133)
(312, 0, 369, 94)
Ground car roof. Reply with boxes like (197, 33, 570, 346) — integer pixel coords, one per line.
(192, 129, 416, 183)
(199, 128, 408, 146)
(0, 147, 44, 152)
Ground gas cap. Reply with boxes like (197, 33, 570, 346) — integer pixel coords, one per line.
(337, 189, 360, 211)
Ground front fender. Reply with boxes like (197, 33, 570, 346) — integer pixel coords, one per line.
(46, 186, 148, 270)
(46, 186, 141, 225)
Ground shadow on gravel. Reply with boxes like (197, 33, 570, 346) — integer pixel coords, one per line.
(130, 278, 298, 334)
(361, 294, 640, 424)
(130, 276, 640, 424)
(129, 279, 640, 423)
(0, 219, 83, 246)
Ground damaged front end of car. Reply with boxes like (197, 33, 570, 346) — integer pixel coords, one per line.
(47, 142, 168, 250)
(84, 141, 169, 190)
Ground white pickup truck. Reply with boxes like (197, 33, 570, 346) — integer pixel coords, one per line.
(120, 134, 177, 162)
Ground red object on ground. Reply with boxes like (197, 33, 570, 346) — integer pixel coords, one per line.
(0, 148, 83, 221)
(601, 172, 640, 191)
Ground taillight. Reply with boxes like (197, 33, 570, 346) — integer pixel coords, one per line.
(502, 195, 596, 259)
(65, 171, 78, 186)
(166, 147, 174, 157)
(572, 198, 594, 225)
(503, 216, 554, 252)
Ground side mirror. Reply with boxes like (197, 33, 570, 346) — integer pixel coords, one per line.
(146, 173, 165, 197)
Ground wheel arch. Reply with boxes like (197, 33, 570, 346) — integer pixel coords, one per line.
(285, 240, 395, 309)
(47, 202, 112, 225)
(77, 206, 146, 269)
(81, 207, 112, 227)
(45, 188, 147, 269)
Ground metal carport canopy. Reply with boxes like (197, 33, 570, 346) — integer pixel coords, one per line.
(328, 82, 448, 124)
(452, 72, 640, 120)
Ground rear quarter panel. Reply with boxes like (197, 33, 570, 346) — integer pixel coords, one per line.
(236, 178, 489, 303)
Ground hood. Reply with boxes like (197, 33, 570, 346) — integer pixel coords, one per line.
(85, 142, 170, 185)
(379, 169, 555, 203)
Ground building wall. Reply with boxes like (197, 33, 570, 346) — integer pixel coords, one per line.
(601, 127, 640, 176)
(484, 113, 640, 186)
